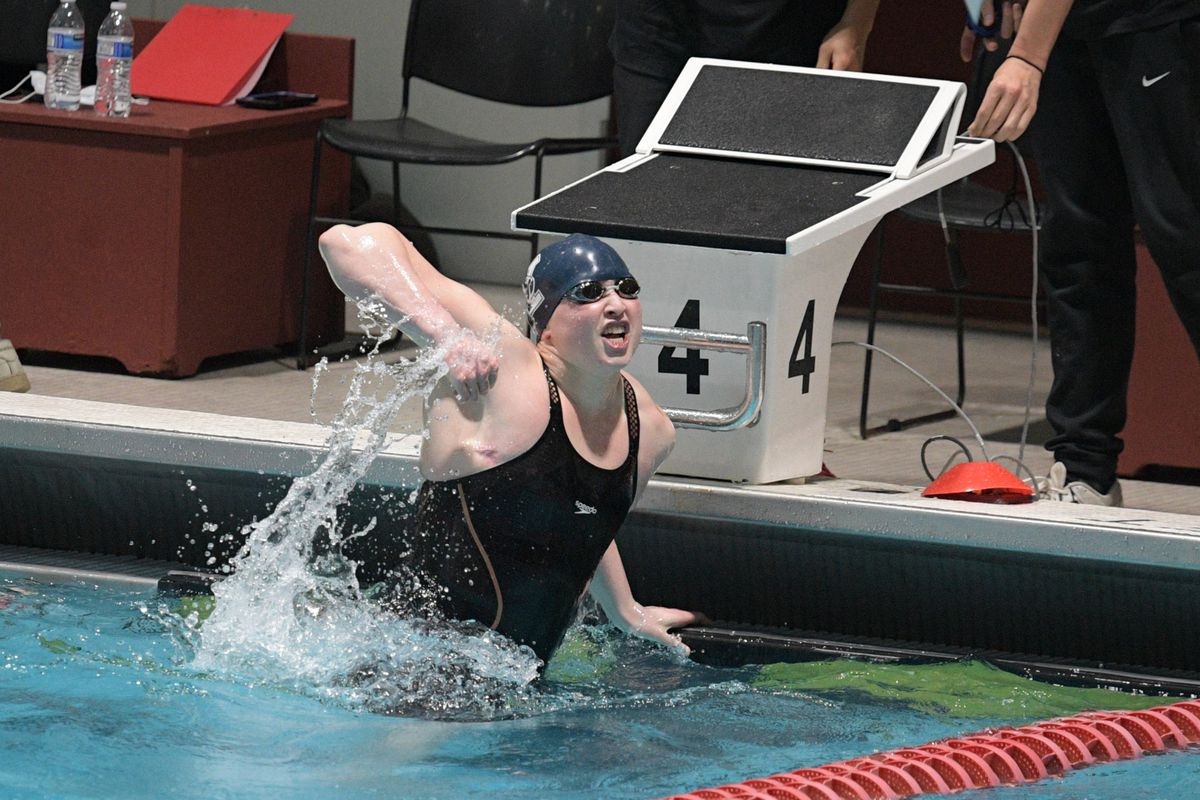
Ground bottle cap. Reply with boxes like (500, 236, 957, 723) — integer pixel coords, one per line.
(111, 1, 126, 7)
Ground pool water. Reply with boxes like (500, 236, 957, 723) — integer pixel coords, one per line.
(3, 573, 1198, 800)
(6, 343, 1197, 798)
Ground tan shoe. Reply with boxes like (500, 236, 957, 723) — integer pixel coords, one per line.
(1038, 462, 1122, 507)
(0, 339, 30, 393)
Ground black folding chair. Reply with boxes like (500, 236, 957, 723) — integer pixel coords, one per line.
(297, 0, 617, 368)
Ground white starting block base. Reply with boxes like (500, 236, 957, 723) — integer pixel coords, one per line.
(622, 226, 874, 483)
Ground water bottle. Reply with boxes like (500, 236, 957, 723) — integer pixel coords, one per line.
(45, 0, 85, 111)
(95, 2, 134, 117)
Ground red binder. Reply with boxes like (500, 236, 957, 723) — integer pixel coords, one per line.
(130, 5, 294, 106)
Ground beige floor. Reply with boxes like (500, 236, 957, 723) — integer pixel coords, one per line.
(14, 284, 1200, 516)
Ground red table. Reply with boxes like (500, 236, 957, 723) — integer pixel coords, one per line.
(0, 27, 353, 376)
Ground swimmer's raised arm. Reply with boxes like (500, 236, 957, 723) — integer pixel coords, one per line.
(319, 223, 510, 401)
(319, 222, 504, 345)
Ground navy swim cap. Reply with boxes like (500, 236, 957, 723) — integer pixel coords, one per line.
(523, 234, 634, 341)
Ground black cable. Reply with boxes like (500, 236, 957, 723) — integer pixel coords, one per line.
(920, 435, 975, 482)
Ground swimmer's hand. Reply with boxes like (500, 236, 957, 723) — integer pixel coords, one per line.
(443, 332, 499, 402)
(623, 604, 711, 657)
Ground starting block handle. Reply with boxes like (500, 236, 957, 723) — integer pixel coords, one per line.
(639, 321, 766, 431)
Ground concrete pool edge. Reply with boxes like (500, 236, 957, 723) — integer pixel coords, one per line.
(0, 543, 179, 587)
(3, 392, 1197, 571)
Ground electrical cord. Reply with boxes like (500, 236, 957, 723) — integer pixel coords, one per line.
(0, 74, 35, 104)
(0, 73, 149, 107)
(920, 435, 973, 482)
(991, 452, 1040, 487)
(833, 340, 990, 460)
(1007, 139, 1040, 468)
(838, 139, 1042, 486)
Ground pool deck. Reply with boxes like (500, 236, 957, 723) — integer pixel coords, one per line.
(9, 282, 1200, 518)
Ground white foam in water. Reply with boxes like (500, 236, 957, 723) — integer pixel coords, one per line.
(182, 311, 546, 719)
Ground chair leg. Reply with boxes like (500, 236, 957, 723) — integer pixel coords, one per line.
(859, 217, 888, 438)
(885, 228, 967, 432)
(529, 150, 545, 261)
(859, 219, 887, 439)
(860, 218, 964, 438)
(882, 225, 968, 432)
(392, 162, 402, 228)
(950, 229, 967, 409)
(297, 131, 325, 370)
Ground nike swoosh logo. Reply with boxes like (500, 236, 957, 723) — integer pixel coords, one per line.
(1142, 72, 1170, 87)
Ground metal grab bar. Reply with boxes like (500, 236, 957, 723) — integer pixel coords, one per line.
(639, 321, 766, 431)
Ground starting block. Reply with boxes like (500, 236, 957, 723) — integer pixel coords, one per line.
(513, 58, 994, 483)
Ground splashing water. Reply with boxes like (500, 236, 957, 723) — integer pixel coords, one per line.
(181, 315, 546, 720)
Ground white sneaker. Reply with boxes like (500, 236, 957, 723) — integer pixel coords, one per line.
(1038, 462, 1122, 507)
(0, 339, 30, 393)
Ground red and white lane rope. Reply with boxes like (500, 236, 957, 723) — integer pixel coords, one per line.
(663, 699, 1200, 799)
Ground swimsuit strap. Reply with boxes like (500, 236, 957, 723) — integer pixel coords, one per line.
(543, 364, 562, 408)
(622, 376, 640, 457)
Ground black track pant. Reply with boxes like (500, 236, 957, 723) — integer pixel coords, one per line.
(1025, 17, 1200, 491)
(610, 1, 843, 157)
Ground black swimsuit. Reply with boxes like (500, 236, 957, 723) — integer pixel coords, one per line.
(413, 367, 641, 664)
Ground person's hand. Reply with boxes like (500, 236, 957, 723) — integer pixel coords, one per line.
(960, 1, 1023, 62)
(816, 20, 869, 71)
(960, 0, 1037, 142)
(967, 55, 1040, 141)
(626, 604, 710, 656)
(442, 332, 498, 402)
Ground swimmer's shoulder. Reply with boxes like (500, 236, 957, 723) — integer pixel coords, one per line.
(621, 370, 676, 463)
(493, 323, 545, 389)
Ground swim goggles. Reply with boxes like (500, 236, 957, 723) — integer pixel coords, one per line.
(563, 277, 641, 304)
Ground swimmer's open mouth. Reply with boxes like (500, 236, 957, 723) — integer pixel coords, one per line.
(601, 324, 629, 342)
